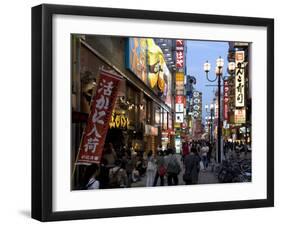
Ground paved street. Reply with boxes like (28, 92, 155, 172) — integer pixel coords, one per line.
(131, 155, 218, 188)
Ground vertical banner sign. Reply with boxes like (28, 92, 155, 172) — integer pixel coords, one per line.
(175, 40, 184, 70)
(77, 70, 123, 164)
(235, 51, 245, 107)
(215, 98, 219, 119)
(223, 80, 229, 120)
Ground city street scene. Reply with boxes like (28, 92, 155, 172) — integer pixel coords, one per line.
(71, 35, 252, 190)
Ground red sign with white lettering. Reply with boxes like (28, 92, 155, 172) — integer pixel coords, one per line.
(176, 40, 184, 69)
(76, 70, 123, 164)
(176, 40, 184, 47)
(175, 95, 184, 104)
(176, 51, 184, 68)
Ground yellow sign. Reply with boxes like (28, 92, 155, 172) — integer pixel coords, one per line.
(126, 38, 166, 93)
(147, 39, 165, 92)
(174, 122, 181, 128)
(109, 112, 129, 129)
(176, 72, 184, 81)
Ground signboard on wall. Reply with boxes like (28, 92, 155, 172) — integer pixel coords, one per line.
(223, 80, 229, 120)
(175, 113, 184, 123)
(126, 38, 171, 99)
(235, 51, 245, 107)
(175, 40, 184, 71)
(176, 72, 184, 81)
(234, 108, 246, 124)
(125, 38, 147, 83)
(192, 91, 202, 119)
(145, 125, 158, 136)
(109, 111, 129, 129)
(175, 104, 184, 112)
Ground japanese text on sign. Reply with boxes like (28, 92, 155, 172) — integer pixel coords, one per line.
(235, 51, 245, 107)
(76, 70, 123, 164)
(175, 40, 184, 70)
(223, 80, 229, 120)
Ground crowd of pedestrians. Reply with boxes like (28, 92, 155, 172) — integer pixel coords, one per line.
(82, 142, 149, 190)
(80, 140, 219, 190)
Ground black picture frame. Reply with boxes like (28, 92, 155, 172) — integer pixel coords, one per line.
(32, 3, 274, 222)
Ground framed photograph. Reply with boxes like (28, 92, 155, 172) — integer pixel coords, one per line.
(32, 4, 274, 221)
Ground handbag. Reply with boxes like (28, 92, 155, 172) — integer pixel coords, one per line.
(158, 165, 167, 176)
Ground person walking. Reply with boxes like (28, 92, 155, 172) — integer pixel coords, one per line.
(84, 163, 100, 189)
(146, 150, 156, 187)
(108, 160, 128, 188)
(182, 141, 190, 160)
(165, 148, 181, 186)
(100, 143, 118, 188)
(183, 147, 201, 185)
(200, 143, 209, 170)
(207, 142, 212, 164)
(122, 150, 135, 188)
(153, 151, 166, 186)
(102, 143, 117, 168)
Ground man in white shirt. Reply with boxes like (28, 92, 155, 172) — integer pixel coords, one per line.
(201, 144, 209, 170)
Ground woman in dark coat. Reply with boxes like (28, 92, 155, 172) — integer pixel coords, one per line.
(183, 147, 201, 184)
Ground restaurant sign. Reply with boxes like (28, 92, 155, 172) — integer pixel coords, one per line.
(235, 51, 245, 107)
(76, 70, 123, 164)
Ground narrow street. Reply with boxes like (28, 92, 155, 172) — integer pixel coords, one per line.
(70, 35, 252, 191)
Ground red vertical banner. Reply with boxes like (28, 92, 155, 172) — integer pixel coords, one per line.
(175, 39, 184, 70)
(76, 70, 123, 164)
(223, 80, 229, 120)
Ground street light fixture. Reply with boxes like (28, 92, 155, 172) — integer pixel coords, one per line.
(228, 61, 235, 73)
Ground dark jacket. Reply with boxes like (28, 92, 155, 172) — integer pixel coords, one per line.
(183, 153, 200, 184)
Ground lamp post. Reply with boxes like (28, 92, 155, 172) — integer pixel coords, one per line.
(204, 57, 233, 163)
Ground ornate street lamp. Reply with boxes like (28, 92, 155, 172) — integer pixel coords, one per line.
(203, 56, 231, 163)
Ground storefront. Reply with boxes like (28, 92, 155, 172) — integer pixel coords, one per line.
(72, 35, 174, 162)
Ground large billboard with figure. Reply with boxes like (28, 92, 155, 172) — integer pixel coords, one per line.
(126, 38, 172, 105)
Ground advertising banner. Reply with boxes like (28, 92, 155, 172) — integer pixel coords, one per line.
(175, 113, 184, 123)
(192, 91, 202, 119)
(126, 38, 171, 101)
(223, 80, 229, 120)
(234, 108, 246, 124)
(175, 95, 185, 104)
(175, 104, 184, 112)
(176, 72, 184, 81)
(175, 39, 184, 70)
(235, 51, 245, 107)
(126, 38, 147, 83)
(109, 111, 129, 130)
(76, 70, 123, 164)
